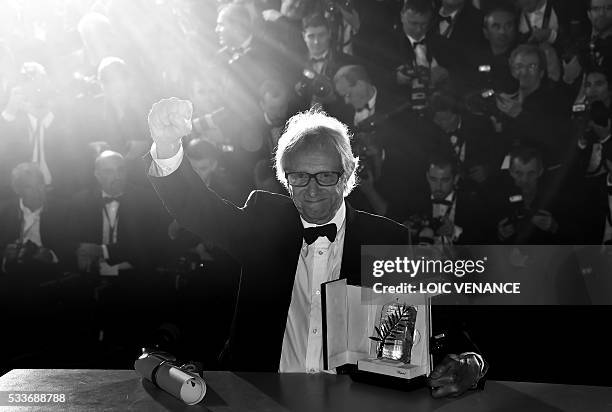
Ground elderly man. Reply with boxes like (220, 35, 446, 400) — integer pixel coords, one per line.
(147, 97, 486, 397)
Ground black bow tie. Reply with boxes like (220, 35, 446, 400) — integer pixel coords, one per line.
(412, 39, 426, 48)
(439, 15, 453, 24)
(103, 196, 121, 204)
(303, 223, 337, 245)
(310, 56, 327, 64)
(432, 199, 453, 207)
(356, 103, 372, 113)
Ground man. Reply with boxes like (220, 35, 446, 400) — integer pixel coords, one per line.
(494, 147, 578, 245)
(146, 97, 486, 397)
(0, 62, 85, 197)
(71, 151, 167, 276)
(293, 14, 356, 111)
(516, 0, 569, 46)
(429, 92, 501, 188)
(405, 153, 490, 245)
(495, 44, 572, 168)
(0, 163, 70, 275)
(435, 0, 484, 49)
(460, 1, 518, 94)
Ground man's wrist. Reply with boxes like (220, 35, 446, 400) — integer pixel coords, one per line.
(155, 141, 182, 159)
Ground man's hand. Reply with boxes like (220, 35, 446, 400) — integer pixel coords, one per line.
(531, 210, 558, 233)
(427, 354, 482, 398)
(562, 56, 582, 84)
(498, 218, 515, 240)
(435, 216, 454, 238)
(148, 97, 193, 158)
(396, 66, 413, 85)
(496, 93, 522, 118)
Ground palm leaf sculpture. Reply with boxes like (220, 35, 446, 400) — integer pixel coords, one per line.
(369, 304, 417, 360)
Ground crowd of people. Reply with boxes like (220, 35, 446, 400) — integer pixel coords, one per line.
(1, 0, 612, 383)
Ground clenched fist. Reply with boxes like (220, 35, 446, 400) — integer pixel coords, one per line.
(148, 97, 193, 157)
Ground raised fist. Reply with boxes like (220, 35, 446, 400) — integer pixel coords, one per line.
(147, 97, 193, 147)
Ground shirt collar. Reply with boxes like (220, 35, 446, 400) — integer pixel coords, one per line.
(367, 87, 377, 111)
(19, 198, 43, 215)
(430, 191, 455, 202)
(240, 35, 253, 51)
(310, 49, 329, 61)
(27, 111, 55, 129)
(439, 7, 460, 19)
(301, 200, 346, 230)
(407, 35, 426, 47)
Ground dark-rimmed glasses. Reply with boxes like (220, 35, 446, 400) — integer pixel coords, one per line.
(285, 171, 343, 187)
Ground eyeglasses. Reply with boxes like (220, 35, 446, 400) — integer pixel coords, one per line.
(285, 171, 343, 187)
(590, 5, 612, 13)
(511, 63, 540, 73)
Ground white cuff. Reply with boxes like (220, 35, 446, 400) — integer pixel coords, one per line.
(548, 28, 558, 44)
(102, 244, 109, 260)
(149, 143, 184, 177)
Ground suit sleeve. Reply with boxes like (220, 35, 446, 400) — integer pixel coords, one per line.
(147, 153, 255, 264)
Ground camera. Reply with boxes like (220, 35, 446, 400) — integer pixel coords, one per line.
(571, 100, 610, 143)
(398, 64, 431, 112)
(352, 131, 377, 179)
(508, 194, 532, 224)
(295, 69, 335, 102)
(325, 0, 353, 14)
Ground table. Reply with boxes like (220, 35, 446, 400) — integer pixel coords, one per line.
(0, 369, 611, 411)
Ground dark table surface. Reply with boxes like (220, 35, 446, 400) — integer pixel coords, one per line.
(0, 369, 611, 411)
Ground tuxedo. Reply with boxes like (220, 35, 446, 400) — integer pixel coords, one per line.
(435, 4, 485, 50)
(149, 156, 414, 371)
(70, 185, 168, 273)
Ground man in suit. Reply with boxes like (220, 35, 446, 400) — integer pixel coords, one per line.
(0, 62, 86, 197)
(71, 151, 167, 276)
(0, 163, 71, 275)
(405, 152, 491, 245)
(146, 97, 487, 397)
(435, 0, 485, 49)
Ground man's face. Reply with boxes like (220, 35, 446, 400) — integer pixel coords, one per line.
(433, 110, 460, 133)
(511, 52, 543, 91)
(426, 164, 456, 200)
(303, 25, 331, 58)
(585, 72, 610, 104)
(281, 0, 308, 20)
(483, 11, 516, 50)
(589, 0, 612, 33)
(401, 9, 431, 40)
(286, 145, 345, 224)
(510, 158, 542, 193)
(261, 92, 289, 124)
(95, 155, 127, 197)
(21, 73, 53, 116)
(334, 77, 369, 110)
(13, 173, 46, 209)
(441, 0, 465, 11)
(517, 0, 543, 13)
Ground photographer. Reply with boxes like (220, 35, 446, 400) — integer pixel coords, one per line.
(293, 13, 356, 111)
(573, 67, 612, 243)
(0, 163, 70, 276)
(494, 146, 579, 244)
(405, 151, 490, 245)
(494, 44, 572, 168)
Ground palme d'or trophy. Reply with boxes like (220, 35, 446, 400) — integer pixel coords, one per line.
(370, 303, 418, 363)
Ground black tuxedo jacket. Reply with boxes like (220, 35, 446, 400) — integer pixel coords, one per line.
(0, 196, 72, 268)
(149, 154, 445, 371)
(435, 4, 485, 50)
(70, 184, 168, 272)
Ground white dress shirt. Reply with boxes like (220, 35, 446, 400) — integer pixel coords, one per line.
(19, 199, 43, 247)
(279, 202, 346, 373)
(100, 191, 121, 276)
(354, 88, 377, 126)
(150, 144, 348, 373)
(519, 1, 558, 44)
(438, 8, 460, 38)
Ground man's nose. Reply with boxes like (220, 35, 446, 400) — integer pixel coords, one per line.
(306, 178, 321, 196)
